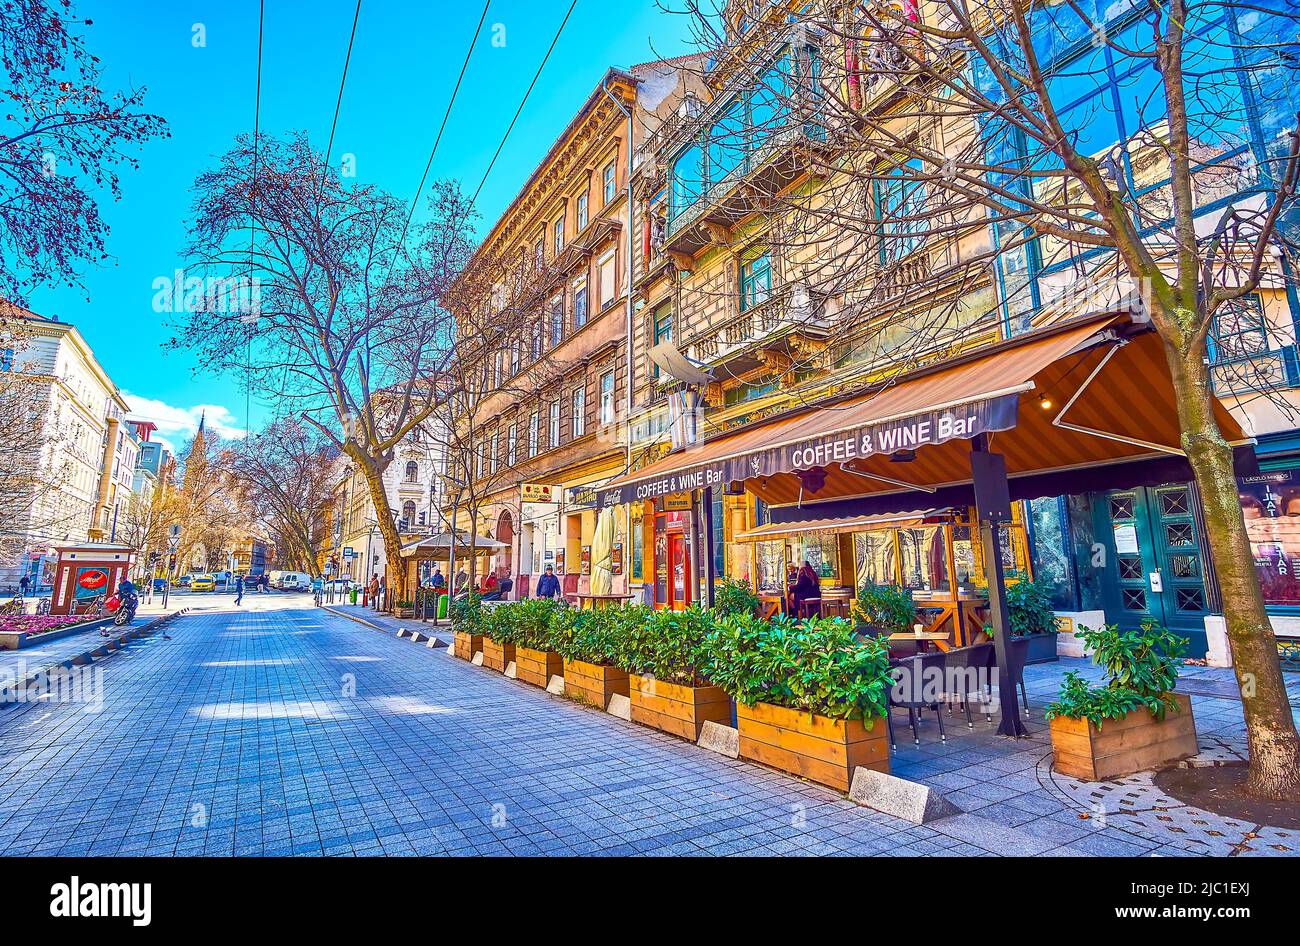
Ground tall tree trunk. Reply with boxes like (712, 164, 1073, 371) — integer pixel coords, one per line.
(1167, 342, 1300, 801)
(345, 446, 405, 610)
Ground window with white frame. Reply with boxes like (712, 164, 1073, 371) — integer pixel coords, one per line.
(549, 295, 564, 346)
(531, 321, 542, 360)
(507, 423, 518, 466)
(553, 213, 565, 256)
(510, 339, 520, 376)
(573, 276, 589, 330)
(528, 411, 539, 457)
(600, 370, 615, 424)
(572, 386, 586, 438)
(490, 430, 499, 473)
(549, 400, 560, 448)
(577, 191, 589, 231)
(598, 251, 616, 309)
(534, 237, 545, 269)
(602, 160, 617, 205)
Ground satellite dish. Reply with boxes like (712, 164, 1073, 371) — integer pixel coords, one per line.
(648, 340, 715, 385)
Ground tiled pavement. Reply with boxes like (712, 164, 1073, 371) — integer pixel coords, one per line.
(0, 611, 161, 687)
(323, 604, 449, 640)
(0, 603, 1295, 857)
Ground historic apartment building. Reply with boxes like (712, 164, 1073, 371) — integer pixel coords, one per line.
(1, 304, 136, 588)
(449, 59, 705, 599)
(592, 0, 1299, 662)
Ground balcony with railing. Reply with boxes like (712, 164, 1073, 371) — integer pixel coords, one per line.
(658, 37, 835, 263)
(681, 282, 832, 378)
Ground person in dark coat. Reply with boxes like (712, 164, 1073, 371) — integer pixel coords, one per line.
(791, 561, 821, 618)
(534, 565, 560, 599)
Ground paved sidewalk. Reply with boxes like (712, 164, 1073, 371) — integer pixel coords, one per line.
(0, 604, 1292, 856)
(0, 611, 177, 690)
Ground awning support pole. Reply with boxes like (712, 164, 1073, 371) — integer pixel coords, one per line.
(703, 486, 717, 608)
(971, 434, 1027, 738)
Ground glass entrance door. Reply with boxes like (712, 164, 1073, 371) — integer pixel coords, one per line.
(1095, 484, 1209, 633)
(667, 533, 691, 611)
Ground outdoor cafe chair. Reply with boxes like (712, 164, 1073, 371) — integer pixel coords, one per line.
(942, 643, 994, 728)
(982, 635, 1031, 712)
(887, 651, 948, 748)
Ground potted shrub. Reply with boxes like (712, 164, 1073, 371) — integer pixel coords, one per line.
(618, 606, 730, 741)
(479, 604, 515, 673)
(704, 614, 893, 790)
(1045, 621, 1197, 780)
(854, 582, 915, 637)
(553, 605, 638, 709)
(493, 598, 565, 687)
(450, 593, 484, 661)
(713, 577, 761, 619)
(394, 599, 415, 619)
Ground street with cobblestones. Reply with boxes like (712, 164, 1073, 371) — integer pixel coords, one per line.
(0, 602, 1292, 857)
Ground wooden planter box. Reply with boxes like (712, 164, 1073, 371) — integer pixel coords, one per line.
(628, 673, 730, 741)
(1049, 692, 1197, 781)
(481, 637, 515, 673)
(453, 631, 482, 661)
(563, 659, 629, 709)
(515, 646, 563, 688)
(736, 701, 890, 791)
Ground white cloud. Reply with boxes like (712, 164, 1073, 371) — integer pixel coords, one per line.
(123, 394, 247, 446)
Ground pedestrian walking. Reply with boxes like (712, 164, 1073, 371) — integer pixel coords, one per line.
(18, 575, 29, 598)
(534, 564, 560, 599)
(234, 574, 244, 606)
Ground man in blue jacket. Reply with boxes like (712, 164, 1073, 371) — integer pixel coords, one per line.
(534, 564, 560, 599)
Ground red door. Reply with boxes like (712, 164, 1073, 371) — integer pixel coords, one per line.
(667, 533, 691, 611)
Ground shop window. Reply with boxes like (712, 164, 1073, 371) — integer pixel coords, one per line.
(754, 540, 786, 594)
(899, 526, 950, 593)
(1238, 470, 1300, 607)
(789, 533, 837, 580)
(854, 531, 898, 588)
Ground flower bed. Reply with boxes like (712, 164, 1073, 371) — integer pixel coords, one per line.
(0, 614, 98, 636)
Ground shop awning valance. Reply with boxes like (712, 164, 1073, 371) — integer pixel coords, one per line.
(594, 312, 1250, 510)
(735, 509, 950, 542)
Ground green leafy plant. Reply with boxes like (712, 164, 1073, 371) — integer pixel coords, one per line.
(1003, 572, 1057, 636)
(550, 604, 642, 665)
(855, 581, 915, 633)
(450, 593, 484, 635)
(702, 613, 893, 723)
(483, 598, 564, 650)
(614, 605, 713, 686)
(713, 577, 761, 619)
(1045, 620, 1187, 727)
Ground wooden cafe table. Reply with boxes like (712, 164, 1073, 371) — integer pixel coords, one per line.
(888, 630, 953, 652)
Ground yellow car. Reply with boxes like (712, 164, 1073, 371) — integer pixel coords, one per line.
(191, 574, 216, 592)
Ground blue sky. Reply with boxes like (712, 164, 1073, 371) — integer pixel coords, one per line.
(26, 0, 696, 450)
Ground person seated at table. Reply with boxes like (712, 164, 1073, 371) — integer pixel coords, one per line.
(479, 570, 501, 600)
(791, 561, 821, 617)
(497, 573, 514, 600)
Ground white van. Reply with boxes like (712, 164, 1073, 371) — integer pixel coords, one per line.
(269, 571, 310, 592)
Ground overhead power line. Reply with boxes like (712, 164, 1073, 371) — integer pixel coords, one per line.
(470, 0, 579, 209)
(320, 0, 364, 190)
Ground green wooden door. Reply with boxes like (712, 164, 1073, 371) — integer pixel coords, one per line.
(1095, 485, 1209, 634)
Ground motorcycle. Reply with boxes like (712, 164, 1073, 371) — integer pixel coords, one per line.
(104, 590, 139, 628)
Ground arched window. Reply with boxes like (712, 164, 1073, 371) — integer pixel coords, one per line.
(404, 460, 418, 483)
(401, 501, 417, 526)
